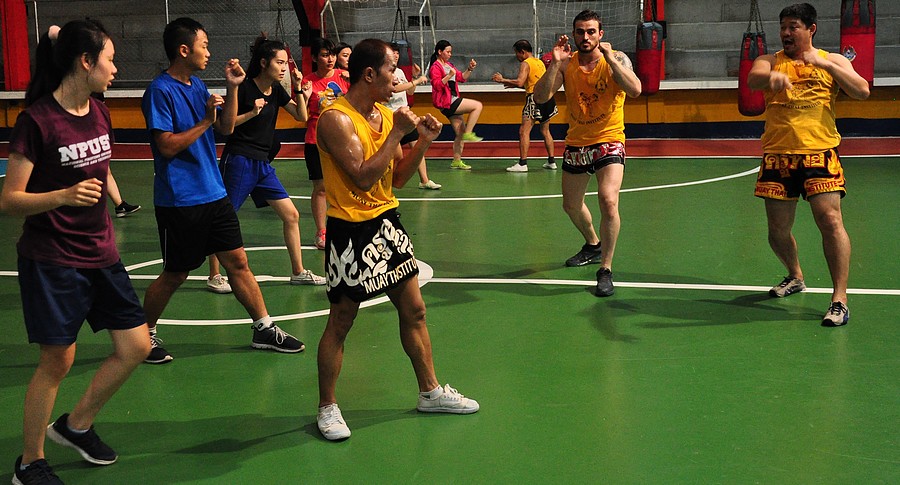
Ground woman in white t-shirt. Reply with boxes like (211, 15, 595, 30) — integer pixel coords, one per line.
(387, 43, 441, 189)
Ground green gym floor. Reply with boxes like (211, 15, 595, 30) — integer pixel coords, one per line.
(0, 154, 898, 484)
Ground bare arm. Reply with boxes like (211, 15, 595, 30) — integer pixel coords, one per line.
(0, 152, 103, 217)
(492, 61, 529, 89)
(461, 59, 477, 82)
(602, 44, 642, 98)
(747, 54, 787, 91)
(533, 35, 570, 103)
(811, 51, 870, 100)
(212, 59, 245, 136)
(234, 98, 266, 127)
(316, 108, 413, 191)
(392, 112, 442, 188)
(153, 94, 219, 159)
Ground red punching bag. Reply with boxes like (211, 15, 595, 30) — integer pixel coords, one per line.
(635, 1, 663, 96)
(738, 1, 767, 117)
(841, 0, 876, 87)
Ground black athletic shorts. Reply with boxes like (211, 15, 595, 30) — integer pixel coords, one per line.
(523, 94, 558, 123)
(325, 209, 419, 304)
(154, 197, 243, 272)
(754, 148, 846, 200)
(440, 98, 464, 119)
(304, 143, 324, 181)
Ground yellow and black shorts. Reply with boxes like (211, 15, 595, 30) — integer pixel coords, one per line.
(754, 148, 846, 201)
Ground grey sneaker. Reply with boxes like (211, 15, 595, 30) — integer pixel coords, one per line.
(769, 276, 806, 297)
(543, 161, 558, 170)
(821, 301, 850, 327)
(251, 324, 304, 353)
(416, 384, 479, 414)
(206, 274, 232, 294)
(290, 269, 326, 286)
(317, 403, 351, 441)
(595, 267, 615, 297)
(418, 180, 442, 190)
(565, 243, 602, 267)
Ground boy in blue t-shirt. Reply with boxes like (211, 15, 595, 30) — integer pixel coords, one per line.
(141, 17, 304, 364)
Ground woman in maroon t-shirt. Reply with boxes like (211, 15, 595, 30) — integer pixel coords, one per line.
(0, 21, 149, 483)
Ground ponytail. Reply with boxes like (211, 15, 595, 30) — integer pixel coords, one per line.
(24, 19, 110, 107)
(24, 32, 60, 106)
(247, 33, 286, 80)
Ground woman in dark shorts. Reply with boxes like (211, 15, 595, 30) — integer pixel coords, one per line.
(428, 40, 484, 170)
(1, 21, 150, 484)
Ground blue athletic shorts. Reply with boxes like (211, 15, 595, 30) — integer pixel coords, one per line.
(18, 257, 146, 345)
(219, 152, 290, 210)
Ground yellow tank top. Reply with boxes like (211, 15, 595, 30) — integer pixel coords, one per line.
(761, 50, 840, 154)
(319, 97, 400, 222)
(523, 56, 546, 94)
(564, 51, 626, 146)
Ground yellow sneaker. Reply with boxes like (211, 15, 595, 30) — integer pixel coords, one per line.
(450, 160, 472, 170)
(461, 132, 483, 142)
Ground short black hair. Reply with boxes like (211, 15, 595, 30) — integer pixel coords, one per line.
(779, 3, 817, 29)
(513, 39, 532, 53)
(573, 10, 602, 30)
(163, 17, 206, 61)
(348, 38, 391, 85)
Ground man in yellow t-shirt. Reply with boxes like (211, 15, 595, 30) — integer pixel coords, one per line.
(748, 2, 869, 327)
(492, 39, 559, 172)
(313, 39, 479, 442)
(533, 10, 642, 297)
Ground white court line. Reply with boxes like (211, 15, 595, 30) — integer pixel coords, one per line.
(0, 270, 896, 296)
(290, 167, 760, 202)
(429, 277, 900, 296)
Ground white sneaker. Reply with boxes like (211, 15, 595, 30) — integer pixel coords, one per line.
(206, 274, 232, 294)
(506, 163, 528, 172)
(416, 384, 479, 414)
(290, 269, 326, 286)
(317, 403, 351, 440)
(418, 180, 442, 190)
(543, 162, 558, 170)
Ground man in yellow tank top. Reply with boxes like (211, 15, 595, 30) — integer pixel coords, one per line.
(492, 39, 559, 172)
(533, 10, 642, 297)
(313, 39, 479, 441)
(748, 3, 869, 327)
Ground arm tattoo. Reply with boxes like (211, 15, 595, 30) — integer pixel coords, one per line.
(615, 52, 634, 72)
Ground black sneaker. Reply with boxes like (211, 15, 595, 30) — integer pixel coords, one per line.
(821, 301, 850, 327)
(13, 456, 64, 485)
(565, 243, 602, 267)
(45, 414, 117, 465)
(251, 324, 305, 353)
(114, 201, 141, 218)
(595, 267, 615, 297)
(144, 333, 173, 364)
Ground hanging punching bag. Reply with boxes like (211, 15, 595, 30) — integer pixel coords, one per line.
(635, 1, 663, 96)
(738, 0, 767, 117)
(394, 39, 416, 106)
(840, 0, 876, 87)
